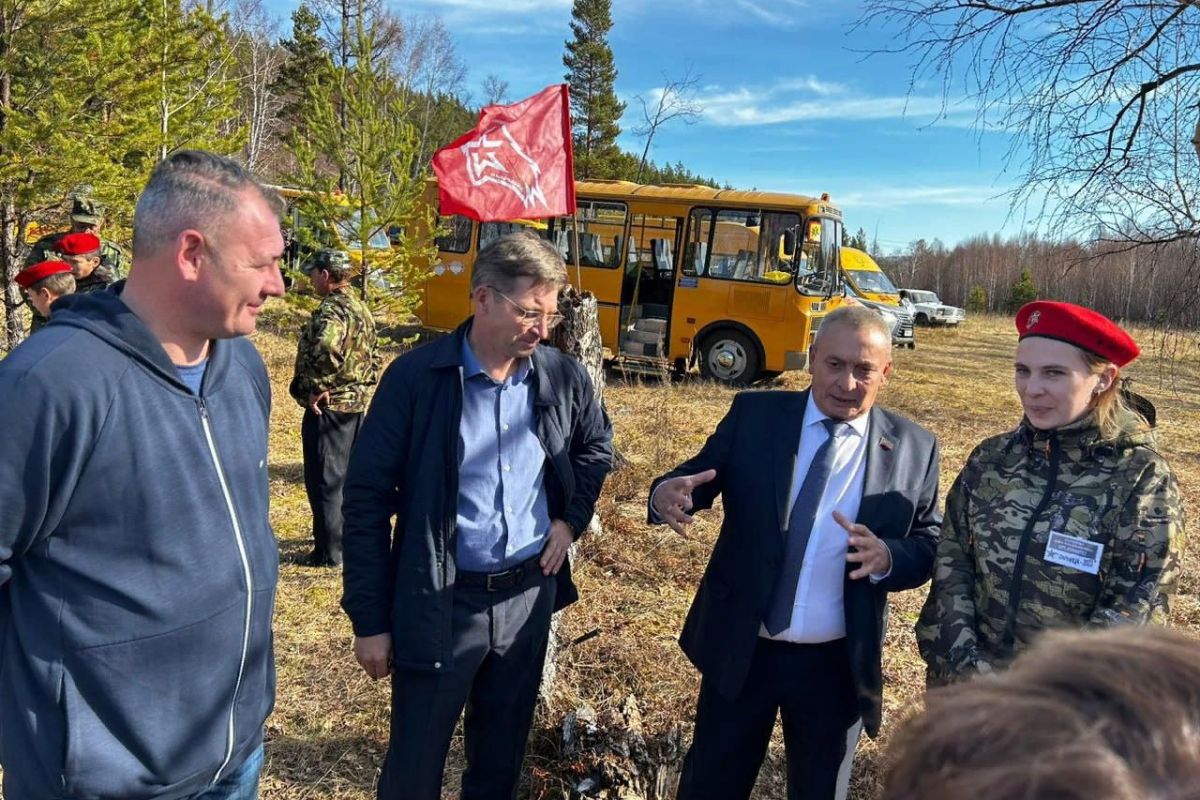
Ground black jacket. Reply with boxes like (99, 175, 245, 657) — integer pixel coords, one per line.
(649, 389, 941, 737)
(341, 320, 614, 671)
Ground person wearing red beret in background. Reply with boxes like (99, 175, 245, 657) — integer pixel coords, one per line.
(15, 260, 75, 325)
(53, 231, 112, 293)
(22, 231, 119, 335)
(916, 300, 1184, 686)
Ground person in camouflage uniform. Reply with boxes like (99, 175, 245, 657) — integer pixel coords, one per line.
(28, 232, 119, 334)
(289, 248, 379, 567)
(25, 197, 127, 334)
(24, 194, 129, 276)
(917, 301, 1184, 685)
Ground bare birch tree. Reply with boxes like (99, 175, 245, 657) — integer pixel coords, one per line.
(231, 0, 285, 172)
(859, 1, 1200, 247)
(632, 67, 702, 183)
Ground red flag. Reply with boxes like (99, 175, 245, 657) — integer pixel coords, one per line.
(432, 84, 576, 222)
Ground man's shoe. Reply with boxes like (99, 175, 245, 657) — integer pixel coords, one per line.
(301, 550, 340, 568)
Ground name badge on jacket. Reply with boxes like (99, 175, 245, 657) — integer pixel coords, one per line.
(1044, 531, 1104, 575)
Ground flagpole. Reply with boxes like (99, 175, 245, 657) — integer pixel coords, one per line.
(570, 210, 583, 289)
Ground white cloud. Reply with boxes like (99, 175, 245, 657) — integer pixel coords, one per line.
(836, 185, 1008, 210)
(732, 0, 792, 27)
(391, 0, 571, 34)
(697, 76, 977, 127)
(400, 0, 569, 10)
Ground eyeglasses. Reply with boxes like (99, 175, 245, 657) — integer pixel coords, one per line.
(489, 287, 565, 329)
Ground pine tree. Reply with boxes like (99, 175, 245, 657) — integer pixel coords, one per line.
(1, 0, 247, 351)
(121, 0, 244, 163)
(286, 0, 433, 321)
(273, 4, 334, 134)
(0, 0, 148, 348)
(1007, 268, 1037, 313)
(966, 285, 987, 312)
(562, 0, 625, 179)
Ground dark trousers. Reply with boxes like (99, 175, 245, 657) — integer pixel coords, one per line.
(300, 408, 361, 564)
(378, 568, 556, 800)
(676, 637, 859, 800)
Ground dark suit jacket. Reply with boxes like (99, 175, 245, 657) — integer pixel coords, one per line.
(342, 320, 614, 672)
(648, 389, 940, 737)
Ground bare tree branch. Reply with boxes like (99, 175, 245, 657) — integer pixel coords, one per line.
(632, 65, 702, 183)
(858, 0, 1200, 250)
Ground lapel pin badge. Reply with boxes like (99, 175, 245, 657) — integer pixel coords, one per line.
(879, 436, 894, 451)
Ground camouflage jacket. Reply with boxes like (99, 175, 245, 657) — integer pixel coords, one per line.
(289, 287, 379, 413)
(24, 232, 129, 277)
(916, 411, 1183, 685)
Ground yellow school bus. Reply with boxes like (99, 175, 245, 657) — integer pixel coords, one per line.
(269, 185, 393, 274)
(417, 179, 848, 384)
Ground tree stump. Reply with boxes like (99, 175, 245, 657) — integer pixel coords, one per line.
(551, 285, 605, 403)
(542, 286, 605, 702)
(561, 695, 686, 799)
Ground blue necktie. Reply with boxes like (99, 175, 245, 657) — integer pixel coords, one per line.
(765, 418, 845, 636)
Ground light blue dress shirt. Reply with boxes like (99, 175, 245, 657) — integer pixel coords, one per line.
(455, 336, 551, 572)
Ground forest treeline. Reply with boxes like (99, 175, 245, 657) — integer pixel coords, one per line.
(874, 234, 1200, 326)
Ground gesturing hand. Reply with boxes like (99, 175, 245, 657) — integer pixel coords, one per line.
(833, 510, 892, 580)
(651, 469, 718, 535)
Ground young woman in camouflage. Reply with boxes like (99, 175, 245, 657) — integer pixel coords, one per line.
(917, 301, 1184, 685)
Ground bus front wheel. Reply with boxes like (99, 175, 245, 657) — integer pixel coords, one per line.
(700, 330, 761, 385)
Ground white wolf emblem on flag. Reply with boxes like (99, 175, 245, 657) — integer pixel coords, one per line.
(460, 125, 548, 212)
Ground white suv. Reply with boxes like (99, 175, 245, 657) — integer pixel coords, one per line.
(900, 289, 965, 326)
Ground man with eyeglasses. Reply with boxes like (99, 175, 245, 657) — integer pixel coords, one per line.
(341, 230, 614, 799)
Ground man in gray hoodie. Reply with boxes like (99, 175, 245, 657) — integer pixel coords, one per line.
(0, 150, 286, 799)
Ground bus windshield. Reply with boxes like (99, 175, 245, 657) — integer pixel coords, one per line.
(795, 217, 841, 297)
(847, 268, 897, 294)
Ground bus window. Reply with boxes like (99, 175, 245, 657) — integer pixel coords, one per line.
(435, 215, 473, 253)
(684, 209, 714, 276)
(697, 209, 757, 281)
(550, 201, 627, 268)
(479, 220, 548, 249)
(334, 213, 392, 249)
(757, 212, 802, 281)
(629, 213, 680, 277)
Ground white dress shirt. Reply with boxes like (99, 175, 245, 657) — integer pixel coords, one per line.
(762, 394, 870, 644)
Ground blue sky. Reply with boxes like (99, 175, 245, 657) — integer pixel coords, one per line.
(264, 0, 1031, 253)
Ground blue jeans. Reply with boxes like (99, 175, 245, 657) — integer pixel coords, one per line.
(187, 744, 264, 800)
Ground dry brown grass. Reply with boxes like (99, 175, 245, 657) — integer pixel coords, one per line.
(245, 311, 1200, 799)
(0, 306, 1188, 800)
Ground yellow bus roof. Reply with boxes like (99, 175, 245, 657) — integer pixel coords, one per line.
(840, 246, 882, 271)
(575, 179, 839, 214)
(420, 177, 840, 216)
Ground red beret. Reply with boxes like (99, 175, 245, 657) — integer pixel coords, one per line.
(56, 231, 101, 256)
(15, 260, 72, 289)
(1016, 300, 1140, 366)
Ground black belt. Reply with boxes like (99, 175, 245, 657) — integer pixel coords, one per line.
(456, 554, 543, 591)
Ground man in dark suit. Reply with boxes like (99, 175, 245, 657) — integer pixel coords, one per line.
(342, 231, 613, 800)
(650, 305, 941, 800)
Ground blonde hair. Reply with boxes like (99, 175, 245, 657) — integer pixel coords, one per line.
(33, 272, 76, 297)
(1080, 349, 1146, 438)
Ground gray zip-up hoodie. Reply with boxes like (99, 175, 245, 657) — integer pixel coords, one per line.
(0, 288, 278, 799)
